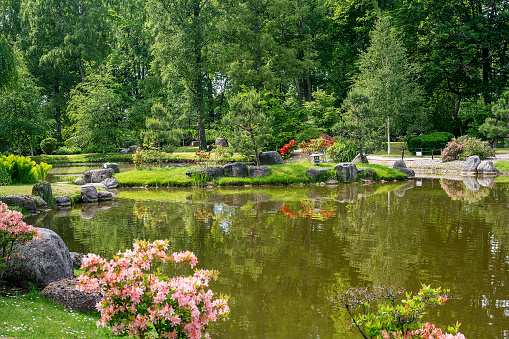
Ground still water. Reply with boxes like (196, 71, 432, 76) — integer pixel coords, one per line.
(32, 179, 509, 338)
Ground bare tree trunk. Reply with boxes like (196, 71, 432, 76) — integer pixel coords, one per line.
(387, 116, 391, 154)
(294, 77, 303, 106)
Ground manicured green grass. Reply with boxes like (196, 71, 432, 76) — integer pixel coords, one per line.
(494, 160, 509, 171)
(0, 183, 81, 198)
(0, 290, 112, 339)
(115, 162, 408, 187)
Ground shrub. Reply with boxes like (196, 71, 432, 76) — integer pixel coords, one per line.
(54, 146, 82, 155)
(298, 137, 334, 156)
(0, 167, 11, 186)
(1, 202, 41, 280)
(35, 162, 52, 182)
(78, 239, 229, 339)
(40, 138, 58, 155)
(326, 140, 358, 162)
(279, 140, 296, 159)
(0, 154, 37, 184)
(407, 132, 455, 155)
(441, 135, 495, 162)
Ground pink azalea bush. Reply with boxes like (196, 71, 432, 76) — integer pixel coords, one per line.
(441, 135, 494, 162)
(0, 202, 41, 280)
(382, 322, 465, 339)
(78, 239, 229, 339)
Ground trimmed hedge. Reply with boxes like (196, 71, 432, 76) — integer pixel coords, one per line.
(407, 132, 455, 155)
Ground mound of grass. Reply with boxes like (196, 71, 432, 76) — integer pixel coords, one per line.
(494, 160, 509, 172)
(356, 163, 408, 180)
(0, 183, 81, 198)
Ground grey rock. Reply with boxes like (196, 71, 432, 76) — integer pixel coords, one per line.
(54, 195, 72, 206)
(358, 167, 374, 181)
(41, 277, 103, 313)
(2, 228, 73, 289)
(119, 148, 130, 154)
(215, 138, 229, 147)
(248, 166, 271, 178)
(462, 176, 480, 191)
(69, 252, 85, 269)
(83, 183, 108, 191)
(477, 160, 498, 175)
(101, 177, 119, 189)
(33, 196, 48, 208)
(352, 153, 369, 164)
(97, 191, 113, 201)
(128, 145, 139, 153)
(393, 160, 414, 178)
(74, 177, 85, 185)
(259, 151, 284, 165)
(83, 168, 114, 184)
(393, 159, 408, 168)
(102, 162, 120, 173)
(223, 162, 247, 177)
(0, 195, 37, 212)
(185, 167, 224, 179)
(306, 167, 332, 181)
(334, 163, 358, 182)
(32, 182, 53, 205)
(80, 185, 98, 203)
(463, 156, 481, 174)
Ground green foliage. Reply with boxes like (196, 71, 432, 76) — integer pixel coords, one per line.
(54, 146, 82, 155)
(326, 140, 358, 162)
(0, 167, 12, 186)
(0, 35, 19, 90)
(442, 135, 495, 162)
(34, 162, 52, 182)
(494, 160, 509, 172)
(303, 90, 340, 133)
(407, 132, 455, 155)
(355, 164, 408, 181)
(480, 90, 509, 146)
(40, 138, 58, 155)
(0, 154, 37, 184)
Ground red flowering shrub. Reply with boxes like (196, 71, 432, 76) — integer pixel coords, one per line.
(279, 140, 296, 159)
(298, 137, 334, 156)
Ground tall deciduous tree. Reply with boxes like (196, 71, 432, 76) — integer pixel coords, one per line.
(0, 36, 19, 90)
(353, 15, 426, 154)
(148, 0, 218, 151)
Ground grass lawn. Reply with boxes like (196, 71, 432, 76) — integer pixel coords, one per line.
(115, 162, 408, 187)
(0, 289, 111, 339)
(0, 183, 80, 197)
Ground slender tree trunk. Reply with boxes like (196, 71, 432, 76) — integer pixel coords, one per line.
(453, 96, 464, 135)
(387, 116, 391, 154)
(305, 72, 312, 101)
(295, 77, 303, 105)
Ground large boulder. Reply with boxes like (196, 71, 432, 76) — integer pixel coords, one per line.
(185, 167, 224, 179)
(215, 138, 229, 147)
(97, 191, 113, 201)
(129, 145, 139, 153)
(477, 160, 498, 175)
(119, 148, 130, 154)
(223, 162, 247, 177)
(2, 228, 74, 289)
(352, 153, 369, 164)
(75, 177, 85, 185)
(32, 182, 53, 205)
(259, 151, 284, 165)
(463, 155, 481, 174)
(54, 195, 72, 206)
(83, 168, 114, 184)
(393, 160, 415, 178)
(102, 162, 120, 173)
(334, 163, 358, 182)
(42, 277, 103, 313)
(306, 168, 331, 181)
(81, 185, 98, 203)
(0, 195, 37, 212)
(33, 196, 48, 209)
(248, 166, 270, 178)
(101, 177, 119, 189)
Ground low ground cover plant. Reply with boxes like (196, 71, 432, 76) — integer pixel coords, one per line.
(328, 284, 464, 339)
(78, 239, 229, 339)
(441, 135, 494, 162)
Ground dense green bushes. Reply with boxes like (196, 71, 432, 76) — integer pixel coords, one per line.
(407, 132, 455, 155)
(40, 138, 58, 155)
(0, 155, 51, 184)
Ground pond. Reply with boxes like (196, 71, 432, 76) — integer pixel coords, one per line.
(30, 178, 509, 338)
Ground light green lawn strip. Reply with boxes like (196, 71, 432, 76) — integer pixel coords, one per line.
(0, 183, 80, 198)
(494, 160, 509, 172)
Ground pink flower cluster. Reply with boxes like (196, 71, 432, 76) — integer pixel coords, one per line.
(1, 202, 40, 278)
(78, 239, 229, 338)
(382, 323, 466, 339)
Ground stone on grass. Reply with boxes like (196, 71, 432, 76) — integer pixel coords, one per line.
(102, 162, 120, 173)
(42, 277, 103, 313)
(463, 156, 481, 174)
(33, 196, 48, 208)
(358, 167, 374, 181)
(223, 162, 247, 177)
(98, 191, 113, 201)
(83, 183, 108, 191)
(54, 195, 72, 206)
(477, 160, 498, 175)
(74, 177, 85, 185)
(83, 168, 114, 184)
(0, 195, 37, 212)
(129, 145, 139, 153)
(2, 228, 73, 289)
(215, 138, 229, 147)
(306, 167, 331, 181)
(81, 185, 98, 203)
(259, 151, 284, 165)
(393, 160, 415, 178)
(334, 163, 358, 182)
(185, 167, 224, 179)
(101, 177, 119, 189)
(248, 166, 270, 178)
(119, 148, 130, 154)
(32, 182, 53, 204)
(352, 153, 369, 164)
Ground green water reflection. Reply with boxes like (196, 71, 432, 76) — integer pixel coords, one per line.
(33, 179, 509, 338)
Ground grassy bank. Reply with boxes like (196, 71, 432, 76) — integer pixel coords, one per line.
(115, 163, 408, 187)
(0, 289, 109, 339)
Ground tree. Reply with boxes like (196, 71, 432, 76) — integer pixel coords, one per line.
(67, 69, 124, 153)
(143, 103, 179, 168)
(353, 15, 426, 154)
(223, 88, 273, 166)
(480, 91, 509, 147)
(0, 36, 18, 90)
